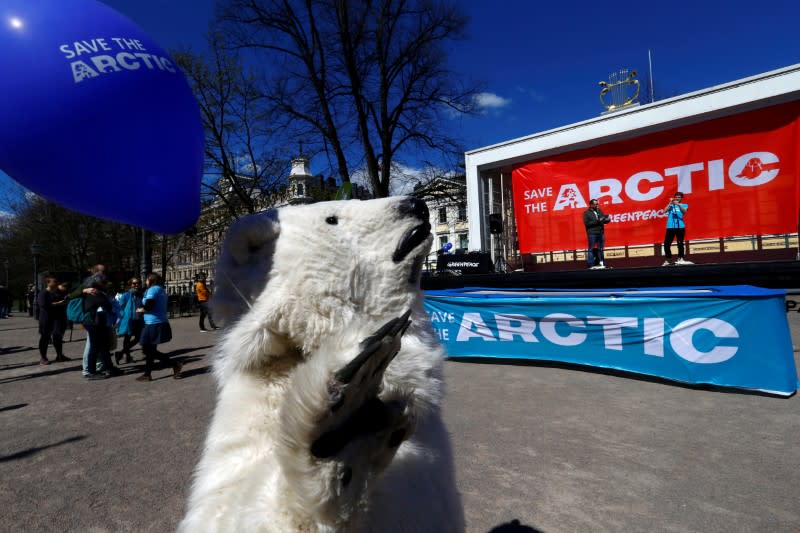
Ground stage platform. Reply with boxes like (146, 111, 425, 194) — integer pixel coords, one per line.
(422, 259, 800, 291)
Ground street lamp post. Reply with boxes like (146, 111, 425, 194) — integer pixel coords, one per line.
(30, 242, 41, 320)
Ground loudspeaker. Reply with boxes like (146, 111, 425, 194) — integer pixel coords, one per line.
(488, 213, 503, 234)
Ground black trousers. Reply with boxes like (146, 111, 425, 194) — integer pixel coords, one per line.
(142, 344, 174, 375)
(663, 228, 686, 259)
(38, 333, 63, 360)
(198, 301, 216, 330)
(122, 320, 143, 356)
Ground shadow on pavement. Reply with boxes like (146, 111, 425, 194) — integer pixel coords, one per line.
(448, 357, 797, 399)
(0, 435, 87, 463)
(0, 346, 35, 355)
(487, 519, 544, 533)
(0, 403, 28, 413)
(0, 364, 83, 385)
(177, 365, 211, 379)
(170, 346, 214, 357)
(0, 360, 46, 371)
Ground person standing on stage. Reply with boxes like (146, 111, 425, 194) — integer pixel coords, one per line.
(583, 198, 611, 269)
(659, 191, 693, 266)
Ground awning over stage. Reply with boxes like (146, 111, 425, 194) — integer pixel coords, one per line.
(424, 286, 798, 396)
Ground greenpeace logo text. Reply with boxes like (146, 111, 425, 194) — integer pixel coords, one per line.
(444, 261, 481, 268)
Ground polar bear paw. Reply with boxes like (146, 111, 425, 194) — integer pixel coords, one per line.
(276, 311, 417, 526)
(310, 310, 414, 459)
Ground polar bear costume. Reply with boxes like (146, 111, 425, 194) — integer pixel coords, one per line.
(178, 196, 464, 532)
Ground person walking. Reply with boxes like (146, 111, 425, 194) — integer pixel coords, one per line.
(36, 276, 70, 365)
(136, 273, 181, 382)
(582, 198, 611, 269)
(194, 272, 217, 331)
(115, 277, 143, 365)
(659, 191, 694, 266)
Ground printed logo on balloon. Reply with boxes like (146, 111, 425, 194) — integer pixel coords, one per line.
(60, 37, 178, 83)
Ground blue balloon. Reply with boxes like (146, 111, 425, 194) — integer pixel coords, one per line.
(443, 242, 453, 252)
(0, 0, 203, 233)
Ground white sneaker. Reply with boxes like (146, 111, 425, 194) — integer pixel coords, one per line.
(675, 258, 694, 265)
(661, 260, 673, 266)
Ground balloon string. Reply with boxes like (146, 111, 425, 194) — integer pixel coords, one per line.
(217, 268, 254, 311)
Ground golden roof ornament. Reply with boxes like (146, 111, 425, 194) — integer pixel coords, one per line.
(599, 69, 640, 112)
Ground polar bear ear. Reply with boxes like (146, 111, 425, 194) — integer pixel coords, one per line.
(212, 210, 280, 325)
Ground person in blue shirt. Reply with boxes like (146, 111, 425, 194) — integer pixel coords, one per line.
(659, 191, 693, 266)
(115, 277, 143, 365)
(135, 272, 181, 381)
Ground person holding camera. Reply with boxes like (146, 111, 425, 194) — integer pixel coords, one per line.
(583, 198, 611, 269)
(659, 191, 693, 266)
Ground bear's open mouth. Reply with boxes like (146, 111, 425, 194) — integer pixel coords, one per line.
(392, 222, 431, 263)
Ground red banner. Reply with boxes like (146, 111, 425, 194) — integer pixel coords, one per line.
(512, 102, 800, 253)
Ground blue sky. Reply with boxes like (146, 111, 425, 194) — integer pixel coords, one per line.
(3, 0, 800, 210)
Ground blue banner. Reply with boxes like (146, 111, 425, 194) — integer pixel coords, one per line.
(424, 286, 798, 396)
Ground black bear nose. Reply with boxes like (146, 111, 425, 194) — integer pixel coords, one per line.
(400, 197, 429, 222)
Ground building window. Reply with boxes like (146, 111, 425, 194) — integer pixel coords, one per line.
(457, 204, 466, 221)
(438, 207, 447, 224)
(459, 233, 469, 250)
(439, 235, 448, 249)
(296, 183, 304, 197)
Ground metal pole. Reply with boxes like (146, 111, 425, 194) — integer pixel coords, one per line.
(499, 171, 507, 273)
(140, 229, 152, 284)
(487, 173, 496, 265)
(32, 254, 38, 320)
(648, 49, 655, 103)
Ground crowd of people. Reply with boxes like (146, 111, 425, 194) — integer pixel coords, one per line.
(583, 191, 694, 269)
(22, 264, 220, 382)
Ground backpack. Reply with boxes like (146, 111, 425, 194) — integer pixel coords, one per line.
(67, 296, 91, 325)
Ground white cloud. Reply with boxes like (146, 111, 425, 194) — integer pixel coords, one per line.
(473, 92, 511, 112)
(514, 86, 546, 103)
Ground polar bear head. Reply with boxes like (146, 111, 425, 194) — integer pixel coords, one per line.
(211, 196, 433, 373)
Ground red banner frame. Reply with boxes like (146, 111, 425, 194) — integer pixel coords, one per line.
(512, 102, 800, 253)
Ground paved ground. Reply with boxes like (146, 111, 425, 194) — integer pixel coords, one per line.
(1, 308, 798, 533)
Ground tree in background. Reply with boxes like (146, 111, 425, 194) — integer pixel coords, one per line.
(218, 0, 482, 197)
(173, 32, 290, 222)
(0, 194, 140, 298)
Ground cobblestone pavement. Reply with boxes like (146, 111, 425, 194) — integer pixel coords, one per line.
(1, 311, 798, 533)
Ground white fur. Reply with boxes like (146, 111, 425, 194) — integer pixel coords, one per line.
(179, 197, 464, 532)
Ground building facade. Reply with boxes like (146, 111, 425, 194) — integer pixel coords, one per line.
(164, 156, 369, 293)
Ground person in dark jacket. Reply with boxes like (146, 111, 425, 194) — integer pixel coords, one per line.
(582, 198, 611, 269)
(82, 276, 121, 380)
(36, 276, 69, 365)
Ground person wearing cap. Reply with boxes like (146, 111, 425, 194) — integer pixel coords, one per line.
(659, 192, 693, 266)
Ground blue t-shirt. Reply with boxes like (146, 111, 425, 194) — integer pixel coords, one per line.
(665, 203, 688, 229)
(142, 285, 168, 325)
